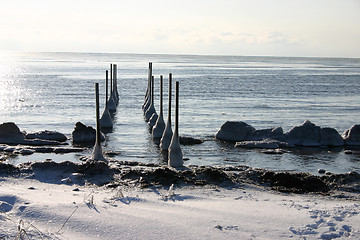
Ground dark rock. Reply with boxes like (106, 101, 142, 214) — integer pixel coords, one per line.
(285, 120, 343, 147)
(260, 149, 286, 154)
(0, 122, 25, 143)
(0, 123, 65, 146)
(320, 127, 344, 147)
(215, 121, 255, 142)
(26, 130, 67, 142)
(180, 136, 203, 145)
(342, 124, 360, 145)
(0, 162, 18, 174)
(261, 171, 329, 193)
(31, 161, 79, 173)
(77, 160, 110, 176)
(72, 122, 105, 143)
(248, 127, 284, 141)
(52, 147, 84, 153)
(285, 120, 321, 146)
(194, 167, 233, 184)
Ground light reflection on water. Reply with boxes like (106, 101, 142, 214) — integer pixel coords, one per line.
(0, 52, 360, 175)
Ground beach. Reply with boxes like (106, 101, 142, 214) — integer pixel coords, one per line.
(1, 160, 359, 239)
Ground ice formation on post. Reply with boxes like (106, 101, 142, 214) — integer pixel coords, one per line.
(160, 73, 173, 151)
(168, 81, 183, 167)
(100, 70, 113, 129)
(152, 75, 165, 139)
(92, 83, 107, 162)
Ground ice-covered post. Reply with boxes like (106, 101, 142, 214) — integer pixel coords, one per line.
(113, 64, 119, 104)
(144, 76, 156, 121)
(100, 70, 113, 129)
(110, 64, 113, 94)
(168, 81, 183, 167)
(143, 62, 152, 110)
(105, 70, 108, 106)
(160, 73, 173, 151)
(92, 83, 106, 161)
(108, 63, 117, 112)
(147, 62, 152, 99)
(152, 75, 165, 139)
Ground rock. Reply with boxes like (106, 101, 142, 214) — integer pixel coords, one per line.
(285, 120, 321, 146)
(344, 150, 353, 155)
(248, 127, 284, 141)
(0, 122, 25, 143)
(285, 120, 343, 147)
(234, 139, 280, 149)
(53, 147, 84, 153)
(260, 149, 286, 154)
(61, 177, 72, 184)
(179, 136, 203, 145)
(26, 130, 67, 142)
(342, 124, 360, 145)
(318, 169, 326, 174)
(16, 148, 35, 155)
(72, 122, 105, 143)
(261, 171, 329, 193)
(215, 121, 255, 142)
(320, 127, 344, 147)
(3, 146, 17, 152)
(0, 123, 65, 146)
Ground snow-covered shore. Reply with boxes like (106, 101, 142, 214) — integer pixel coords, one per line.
(1, 160, 359, 239)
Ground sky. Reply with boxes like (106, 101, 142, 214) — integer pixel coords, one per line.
(0, 0, 359, 57)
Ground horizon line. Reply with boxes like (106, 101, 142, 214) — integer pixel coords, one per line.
(1, 50, 359, 60)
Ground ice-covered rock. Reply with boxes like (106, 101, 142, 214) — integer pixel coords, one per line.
(72, 122, 105, 143)
(285, 120, 321, 146)
(215, 121, 255, 142)
(320, 127, 344, 147)
(0, 123, 63, 146)
(285, 120, 343, 147)
(26, 130, 67, 142)
(342, 124, 360, 146)
(248, 127, 284, 141)
(234, 139, 280, 149)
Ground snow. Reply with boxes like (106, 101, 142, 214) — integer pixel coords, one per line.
(1, 174, 359, 239)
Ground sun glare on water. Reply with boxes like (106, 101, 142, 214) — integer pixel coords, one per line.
(0, 53, 27, 114)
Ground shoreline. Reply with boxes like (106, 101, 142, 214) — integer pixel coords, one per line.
(1, 159, 359, 239)
(1, 159, 359, 199)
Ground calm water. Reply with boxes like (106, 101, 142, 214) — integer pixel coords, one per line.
(1, 52, 360, 174)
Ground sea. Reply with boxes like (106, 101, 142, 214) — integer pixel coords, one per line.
(1, 52, 360, 175)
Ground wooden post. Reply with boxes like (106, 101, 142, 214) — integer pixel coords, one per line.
(151, 75, 154, 106)
(175, 81, 179, 136)
(148, 62, 152, 97)
(143, 62, 153, 111)
(152, 75, 165, 139)
(92, 83, 106, 161)
(168, 80, 183, 167)
(110, 64, 113, 95)
(105, 70, 108, 107)
(95, 83, 101, 145)
(168, 73, 172, 123)
(160, 73, 173, 150)
(160, 75, 163, 115)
